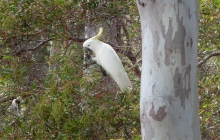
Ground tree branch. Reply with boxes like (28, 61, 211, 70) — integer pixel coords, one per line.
(0, 96, 13, 103)
(68, 37, 86, 43)
(197, 52, 220, 67)
(15, 38, 52, 56)
(0, 39, 52, 60)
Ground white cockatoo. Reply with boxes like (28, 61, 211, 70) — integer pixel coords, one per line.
(83, 27, 132, 92)
(12, 98, 21, 116)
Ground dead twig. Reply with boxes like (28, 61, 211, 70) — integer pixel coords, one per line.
(197, 52, 220, 67)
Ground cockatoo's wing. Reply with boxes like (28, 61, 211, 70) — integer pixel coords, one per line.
(97, 43, 132, 91)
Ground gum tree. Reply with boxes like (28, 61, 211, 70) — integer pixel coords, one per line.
(137, 0, 201, 139)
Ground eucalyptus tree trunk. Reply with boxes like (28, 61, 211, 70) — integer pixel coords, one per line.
(137, 0, 201, 139)
(49, 42, 61, 71)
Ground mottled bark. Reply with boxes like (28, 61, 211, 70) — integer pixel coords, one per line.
(137, 0, 201, 139)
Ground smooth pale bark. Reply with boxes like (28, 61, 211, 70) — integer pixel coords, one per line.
(49, 42, 61, 71)
(137, 0, 201, 139)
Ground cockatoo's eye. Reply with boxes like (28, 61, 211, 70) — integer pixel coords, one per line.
(88, 45, 90, 47)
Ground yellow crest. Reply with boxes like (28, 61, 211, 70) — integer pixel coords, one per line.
(93, 27, 103, 40)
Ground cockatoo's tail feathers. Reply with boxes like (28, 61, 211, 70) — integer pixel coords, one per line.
(93, 27, 103, 40)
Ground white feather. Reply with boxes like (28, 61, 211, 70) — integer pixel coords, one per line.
(12, 99, 21, 116)
(83, 29, 132, 92)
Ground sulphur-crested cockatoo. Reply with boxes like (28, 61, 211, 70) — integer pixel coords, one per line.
(12, 98, 21, 116)
(83, 27, 132, 92)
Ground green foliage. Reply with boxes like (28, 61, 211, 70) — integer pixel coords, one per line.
(0, 1, 140, 138)
(199, 1, 220, 139)
(199, 75, 220, 139)
(211, 0, 220, 9)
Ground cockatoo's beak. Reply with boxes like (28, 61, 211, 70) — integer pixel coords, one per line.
(83, 47, 92, 52)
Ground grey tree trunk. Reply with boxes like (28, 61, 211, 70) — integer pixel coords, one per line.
(136, 0, 201, 139)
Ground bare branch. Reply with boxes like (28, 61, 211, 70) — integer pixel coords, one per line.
(197, 52, 220, 67)
(68, 37, 86, 43)
(0, 38, 52, 60)
(15, 38, 52, 55)
(0, 96, 14, 103)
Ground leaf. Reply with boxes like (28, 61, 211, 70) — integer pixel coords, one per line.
(0, 68, 14, 74)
